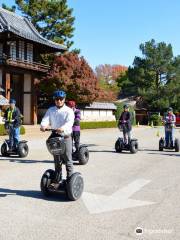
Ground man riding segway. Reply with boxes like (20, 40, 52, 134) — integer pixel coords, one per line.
(40, 90, 84, 200)
(4, 99, 21, 152)
(115, 104, 138, 153)
(1, 98, 28, 157)
(118, 104, 132, 145)
(66, 100, 89, 165)
(159, 107, 179, 151)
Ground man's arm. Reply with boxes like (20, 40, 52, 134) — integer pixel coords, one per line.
(58, 109, 74, 135)
(172, 114, 176, 124)
(126, 112, 132, 123)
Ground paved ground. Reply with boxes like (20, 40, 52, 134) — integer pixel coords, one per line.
(0, 126, 180, 240)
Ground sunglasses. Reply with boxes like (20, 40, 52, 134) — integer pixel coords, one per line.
(55, 97, 65, 101)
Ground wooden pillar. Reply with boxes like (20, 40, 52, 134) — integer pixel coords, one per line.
(5, 73, 10, 100)
(31, 77, 38, 124)
(23, 73, 32, 124)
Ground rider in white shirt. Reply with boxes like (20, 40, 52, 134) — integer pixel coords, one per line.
(40, 90, 74, 178)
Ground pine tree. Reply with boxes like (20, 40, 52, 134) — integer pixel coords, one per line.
(15, 0, 75, 48)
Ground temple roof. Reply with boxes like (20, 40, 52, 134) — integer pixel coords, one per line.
(0, 7, 66, 51)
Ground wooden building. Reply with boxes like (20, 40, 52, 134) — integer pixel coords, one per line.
(0, 8, 66, 124)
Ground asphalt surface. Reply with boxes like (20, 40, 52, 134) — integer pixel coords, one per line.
(0, 126, 180, 240)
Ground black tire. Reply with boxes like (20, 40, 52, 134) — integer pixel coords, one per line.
(18, 143, 29, 158)
(175, 139, 180, 152)
(130, 140, 138, 154)
(1, 143, 9, 156)
(40, 169, 55, 197)
(159, 138, 164, 151)
(66, 173, 84, 201)
(115, 139, 122, 152)
(78, 147, 89, 165)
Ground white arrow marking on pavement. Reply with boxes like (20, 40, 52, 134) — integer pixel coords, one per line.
(82, 179, 155, 214)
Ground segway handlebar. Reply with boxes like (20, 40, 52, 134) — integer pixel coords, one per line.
(44, 128, 65, 137)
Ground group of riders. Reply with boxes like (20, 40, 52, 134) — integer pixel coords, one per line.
(3, 90, 177, 178)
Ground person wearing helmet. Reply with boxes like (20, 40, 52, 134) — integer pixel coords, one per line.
(163, 107, 176, 147)
(4, 99, 22, 151)
(118, 104, 132, 145)
(67, 100, 81, 155)
(40, 90, 75, 178)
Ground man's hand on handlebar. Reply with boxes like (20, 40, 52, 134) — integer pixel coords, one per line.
(56, 128, 64, 134)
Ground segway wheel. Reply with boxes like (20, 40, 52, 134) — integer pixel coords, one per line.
(1, 143, 9, 156)
(66, 173, 84, 201)
(130, 140, 138, 154)
(115, 139, 122, 152)
(40, 169, 55, 197)
(175, 138, 180, 152)
(18, 143, 29, 158)
(159, 138, 164, 151)
(78, 147, 89, 165)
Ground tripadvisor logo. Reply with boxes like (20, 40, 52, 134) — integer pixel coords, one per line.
(135, 227, 143, 235)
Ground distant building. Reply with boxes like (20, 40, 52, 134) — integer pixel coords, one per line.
(0, 8, 66, 124)
(80, 102, 117, 121)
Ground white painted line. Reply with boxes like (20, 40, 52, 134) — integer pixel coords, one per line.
(82, 179, 155, 214)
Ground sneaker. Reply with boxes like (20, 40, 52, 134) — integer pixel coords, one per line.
(49, 182, 60, 190)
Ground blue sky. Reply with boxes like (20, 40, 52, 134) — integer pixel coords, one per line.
(1, 0, 180, 69)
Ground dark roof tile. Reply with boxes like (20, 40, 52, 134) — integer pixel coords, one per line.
(0, 7, 66, 51)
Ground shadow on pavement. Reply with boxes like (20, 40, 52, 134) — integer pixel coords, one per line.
(89, 149, 115, 153)
(0, 157, 52, 164)
(138, 149, 159, 152)
(147, 152, 180, 157)
(0, 187, 69, 202)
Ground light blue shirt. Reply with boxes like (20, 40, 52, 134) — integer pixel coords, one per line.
(40, 104, 74, 136)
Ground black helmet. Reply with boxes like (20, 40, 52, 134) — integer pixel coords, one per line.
(168, 107, 173, 112)
(9, 99, 16, 104)
(123, 104, 129, 109)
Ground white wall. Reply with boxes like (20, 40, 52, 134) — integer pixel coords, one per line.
(81, 109, 116, 121)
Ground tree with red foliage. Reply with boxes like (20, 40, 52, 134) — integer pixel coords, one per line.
(95, 64, 127, 99)
(40, 53, 107, 103)
(95, 64, 127, 82)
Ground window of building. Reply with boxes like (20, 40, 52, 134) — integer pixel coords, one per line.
(27, 43, 33, 62)
(10, 41, 16, 60)
(19, 40, 24, 60)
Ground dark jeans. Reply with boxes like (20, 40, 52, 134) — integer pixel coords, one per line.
(72, 131, 80, 152)
(9, 125, 20, 149)
(165, 127, 174, 146)
(122, 129, 131, 144)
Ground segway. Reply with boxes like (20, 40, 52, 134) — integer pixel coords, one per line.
(1, 122, 29, 158)
(72, 144, 89, 165)
(115, 137, 138, 154)
(159, 122, 179, 152)
(40, 130, 84, 201)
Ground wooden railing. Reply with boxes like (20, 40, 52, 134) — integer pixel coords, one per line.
(0, 56, 50, 73)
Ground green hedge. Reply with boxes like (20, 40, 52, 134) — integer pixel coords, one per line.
(149, 114, 162, 126)
(80, 121, 117, 129)
(0, 124, 26, 136)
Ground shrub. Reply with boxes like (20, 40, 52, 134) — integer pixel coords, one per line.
(80, 121, 117, 129)
(0, 124, 26, 136)
(149, 114, 162, 126)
